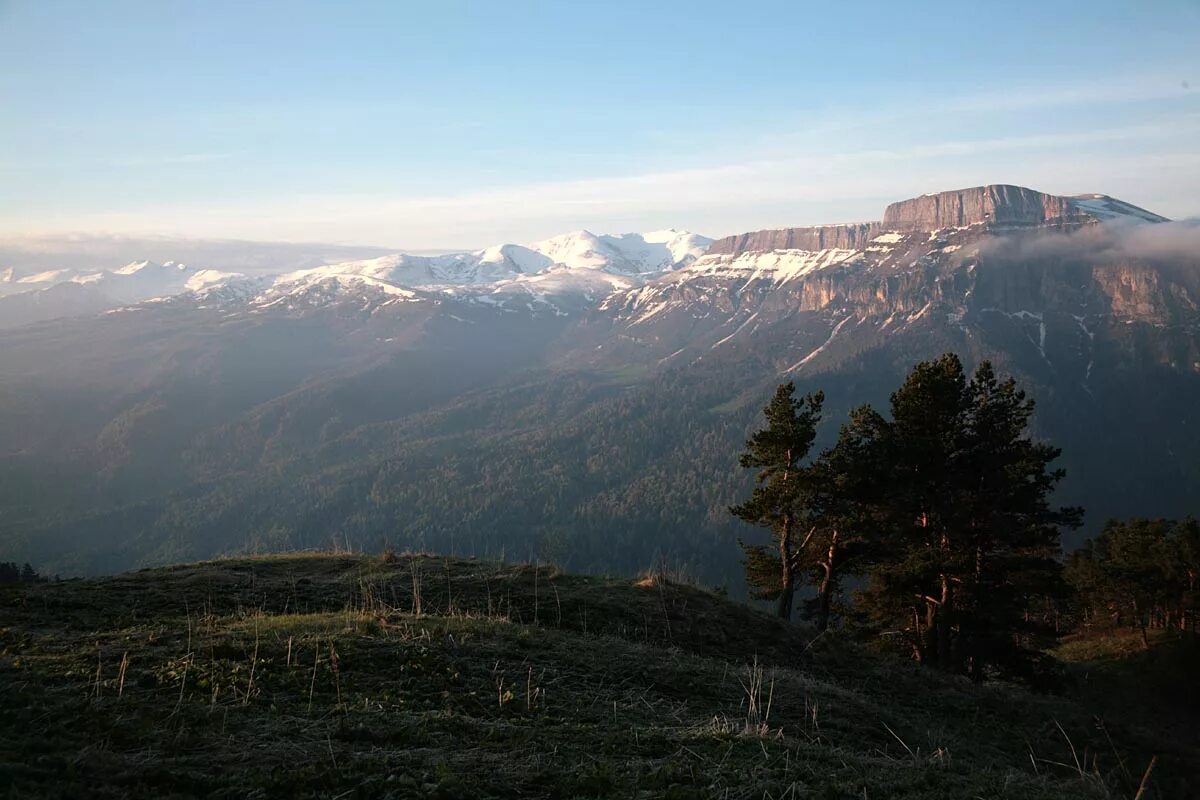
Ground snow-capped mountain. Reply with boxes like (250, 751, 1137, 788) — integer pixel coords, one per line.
(77, 260, 246, 304)
(0, 230, 711, 327)
(0, 260, 245, 300)
(257, 229, 711, 311)
(0, 267, 89, 296)
(530, 229, 712, 274)
(0, 260, 249, 328)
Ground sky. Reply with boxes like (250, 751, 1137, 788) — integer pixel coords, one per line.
(1, 0, 1198, 250)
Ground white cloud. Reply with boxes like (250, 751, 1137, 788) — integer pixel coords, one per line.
(4, 76, 1198, 247)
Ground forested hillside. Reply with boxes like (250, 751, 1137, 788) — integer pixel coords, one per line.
(2, 187, 1199, 582)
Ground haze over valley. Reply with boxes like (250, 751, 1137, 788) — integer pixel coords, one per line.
(3, 184, 1198, 582)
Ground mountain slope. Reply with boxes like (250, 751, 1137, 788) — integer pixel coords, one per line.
(0, 186, 1197, 583)
(2, 553, 1189, 798)
(580, 186, 1198, 537)
(0, 261, 248, 329)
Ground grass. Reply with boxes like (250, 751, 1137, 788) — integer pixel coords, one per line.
(0, 553, 1191, 798)
(1055, 628, 1200, 742)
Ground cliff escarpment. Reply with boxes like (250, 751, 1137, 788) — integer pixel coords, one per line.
(882, 184, 1079, 230)
(706, 222, 881, 256)
(707, 184, 1159, 258)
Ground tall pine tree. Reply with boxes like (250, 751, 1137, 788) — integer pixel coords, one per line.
(853, 354, 1080, 679)
(731, 382, 823, 621)
(796, 411, 886, 632)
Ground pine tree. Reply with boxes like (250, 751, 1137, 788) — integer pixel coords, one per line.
(955, 363, 1081, 679)
(851, 355, 972, 668)
(854, 354, 1080, 679)
(731, 382, 823, 621)
(796, 409, 886, 632)
(1171, 519, 1200, 631)
(1066, 517, 1200, 640)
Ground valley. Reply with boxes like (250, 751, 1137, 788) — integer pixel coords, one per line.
(3, 185, 1198, 582)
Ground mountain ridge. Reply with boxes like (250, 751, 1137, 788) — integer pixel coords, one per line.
(1, 182, 1197, 587)
(0, 229, 713, 328)
(707, 183, 1168, 258)
(0, 185, 1168, 329)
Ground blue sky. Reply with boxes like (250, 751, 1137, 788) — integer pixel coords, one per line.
(1, 0, 1197, 248)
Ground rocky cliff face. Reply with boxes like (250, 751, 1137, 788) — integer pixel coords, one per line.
(882, 184, 1079, 230)
(706, 223, 881, 256)
(707, 184, 1161, 258)
(593, 183, 1195, 383)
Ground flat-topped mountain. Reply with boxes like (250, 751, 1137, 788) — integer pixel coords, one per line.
(883, 184, 1073, 230)
(706, 184, 1168, 258)
(882, 184, 1168, 230)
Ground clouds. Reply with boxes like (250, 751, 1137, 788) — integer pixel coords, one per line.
(976, 220, 1200, 270)
(2, 73, 1197, 248)
(1120, 219, 1200, 260)
(8, 130, 1197, 248)
(0, 234, 396, 275)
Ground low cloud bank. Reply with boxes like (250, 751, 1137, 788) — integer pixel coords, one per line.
(0, 234, 404, 277)
(978, 219, 1200, 265)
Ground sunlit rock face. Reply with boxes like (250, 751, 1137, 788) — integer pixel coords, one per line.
(590, 183, 1196, 379)
(882, 184, 1079, 230)
(706, 185, 1169, 264)
(707, 223, 882, 256)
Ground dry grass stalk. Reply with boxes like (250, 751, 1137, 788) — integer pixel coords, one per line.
(117, 652, 129, 699)
(410, 561, 423, 617)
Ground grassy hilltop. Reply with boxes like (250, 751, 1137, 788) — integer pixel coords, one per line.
(0, 553, 1193, 798)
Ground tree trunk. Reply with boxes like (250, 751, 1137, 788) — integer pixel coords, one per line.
(777, 514, 795, 621)
(924, 600, 938, 666)
(1132, 598, 1150, 650)
(814, 530, 839, 632)
(936, 527, 954, 672)
(937, 572, 954, 672)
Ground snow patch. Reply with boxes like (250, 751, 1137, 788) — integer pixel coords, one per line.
(784, 316, 853, 373)
(981, 309, 1049, 361)
(1069, 195, 1168, 224)
(710, 310, 760, 350)
(1074, 314, 1096, 380)
(686, 248, 859, 284)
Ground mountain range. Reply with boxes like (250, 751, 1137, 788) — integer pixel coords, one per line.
(1, 184, 1197, 580)
(0, 229, 713, 327)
